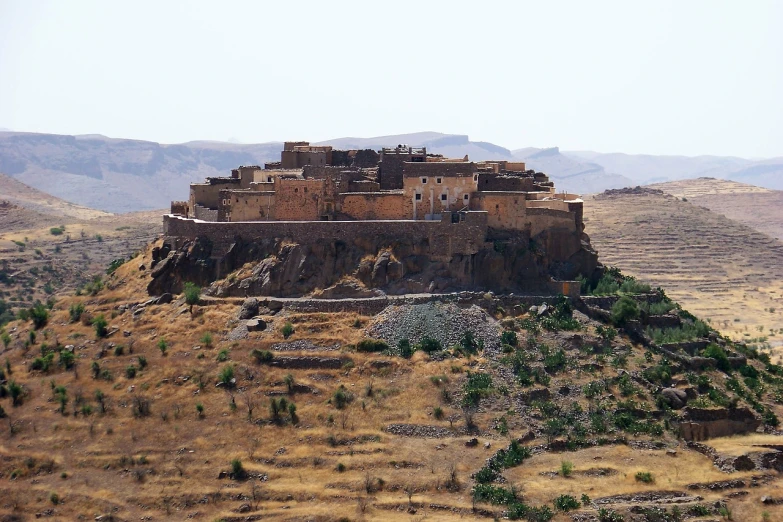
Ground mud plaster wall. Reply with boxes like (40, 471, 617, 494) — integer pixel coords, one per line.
(163, 212, 489, 259)
(339, 193, 409, 220)
(218, 190, 276, 222)
(274, 178, 325, 220)
(403, 175, 478, 219)
(471, 192, 528, 230)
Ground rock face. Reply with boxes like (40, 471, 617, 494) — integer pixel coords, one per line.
(148, 230, 600, 297)
(678, 407, 761, 441)
(660, 388, 689, 409)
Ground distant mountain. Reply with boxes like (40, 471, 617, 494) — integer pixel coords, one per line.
(512, 146, 634, 195)
(318, 132, 516, 162)
(0, 131, 281, 212)
(563, 150, 783, 190)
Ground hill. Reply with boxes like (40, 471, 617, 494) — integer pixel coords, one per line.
(649, 178, 783, 241)
(584, 186, 783, 353)
(1, 241, 782, 520)
(0, 132, 282, 213)
(565, 151, 783, 190)
(512, 147, 634, 195)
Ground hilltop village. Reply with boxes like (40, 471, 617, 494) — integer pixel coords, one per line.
(159, 142, 598, 297)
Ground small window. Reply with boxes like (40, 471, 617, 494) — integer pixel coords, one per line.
(421, 177, 428, 184)
(415, 193, 422, 201)
(464, 194, 469, 200)
(267, 177, 272, 182)
(304, 187, 308, 193)
(473, 175, 479, 182)
(294, 188, 298, 193)
(440, 194, 447, 201)
(436, 178, 442, 184)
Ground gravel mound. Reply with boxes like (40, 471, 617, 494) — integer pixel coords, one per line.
(385, 424, 453, 438)
(270, 340, 340, 352)
(366, 302, 500, 351)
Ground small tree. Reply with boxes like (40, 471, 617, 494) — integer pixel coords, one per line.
(200, 332, 213, 348)
(30, 303, 49, 329)
(284, 374, 295, 394)
(196, 403, 204, 418)
(183, 282, 200, 314)
(218, 365, 235, 388)
(281, 322, 294, 339)
(9, 381, 23, 406)
(611, 296, 639, 326)
(92, 314, 108, 338)
(158, 339, 168, 356)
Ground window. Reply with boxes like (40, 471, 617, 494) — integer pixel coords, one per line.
(464, 194, 469, 200)
(473, 174, 479, 182)
(421, 177, 428, 184)
(267, 177, 272, 182)
(440, 194, 447, 201)
(415, 193, 422, 201)
(436, 178, 442, 184)
(294, 188, 298, 193)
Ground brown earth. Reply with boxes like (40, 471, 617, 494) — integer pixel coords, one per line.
(649, 178, 783, 241)
(585, 185, 783, 357)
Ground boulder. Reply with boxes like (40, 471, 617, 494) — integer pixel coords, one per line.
(157, 293, 173, 305)
(246, 318, 266, 332)
(238, 297, 260, 320)
(661, 388, 689, 409)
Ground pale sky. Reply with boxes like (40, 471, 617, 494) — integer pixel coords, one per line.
(1, 0, 781, 158)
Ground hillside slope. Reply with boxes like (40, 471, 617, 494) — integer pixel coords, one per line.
(650, 178, 783, 241)
(585, 187, 783, 350)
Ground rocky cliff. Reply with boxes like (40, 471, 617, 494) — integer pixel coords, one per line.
(146, 229, 600, 298)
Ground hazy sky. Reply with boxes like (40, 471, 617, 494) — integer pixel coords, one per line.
(1, 1, 781, 157)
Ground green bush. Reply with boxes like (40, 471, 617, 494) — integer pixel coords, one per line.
(462, 372, 493, 406)
(472, 484, 517, 505)
(416, 336, 442, 353)
(183, 282, 200, 312)
(460, 330, 481, 354)
(553, 494, 580, 512)
(30, 302, 49, 329)
(559, 460, 573, 477)
(281, 322, 294, 339)
(501, 330, 518, 346)
(251, 349, 273, 363)
(93, 314, 108, 338)
(230, 458, 246, 479)
(218, 365, 235, 388)
(125, 365, 137, 378)
(397, 338, 413, 358)
(635, 471, 654, 483)
(703, 344, 732, 373)
(216, 349, 229, 362)
(611, 296, 639, 325)
(157, 339, 168, 355)
(50, 227, 64, 236)
(356, 338, 388, 352)
(68, 303, 84, 323)
(106, 258, 125, 275)
(58, 350, 75, 370)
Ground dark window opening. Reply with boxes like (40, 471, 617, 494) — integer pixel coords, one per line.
(415, 193, 422, 201)
(440, 194, 447, 201)
(436, 178, 442, 184)
(422, 177, 428, 184)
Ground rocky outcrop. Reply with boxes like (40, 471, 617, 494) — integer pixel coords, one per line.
(678, 407, 761, 441)
(148, 230, 600, 297)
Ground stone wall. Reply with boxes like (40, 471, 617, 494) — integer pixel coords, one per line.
(471, 192, 528, 230)
(193, 204, 218, 221)
(164, 211, 489, 259)
(218, 190, 275, 222)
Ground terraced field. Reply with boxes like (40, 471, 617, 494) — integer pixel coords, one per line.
(650, 178, 783, 241)
(585, 189, 783, 354)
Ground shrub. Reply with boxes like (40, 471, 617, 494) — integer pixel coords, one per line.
(416, 336, 442, 353)
(68, 303, 84, 323)
(230, 458, 246, 480)
(251, 349, 273, 363)
(433, 406, 444, 420)
(553, 494, 580, 512)
(397, 338, 413, 358)
(472, 484, 517, 505)
(460, 330, 480, 354)
(216, 349, 229, 362)
(93, 314, 108, 338)
(9, 381, 23, 406)
(501, 330, 518, 347)
(598, 508, 624, 522)
(183, 282, 200, 312)
(196, 403, 204, 418)
(635, 471, 654, 483)
(218, 365, 235, 388)
(125, 365, 137, 378)
(157, 339, 168, 355)
(611, 296, 639, 325)
(543, 349, 567, 374)
(137, 355, 147, 369)
(356, 338, 388, 352)
(113, 345, 124, 356)
(106, 258, 125, 275)
(559, 460, 573, 477)
(50, 227, 64, 236)
(58, 350, 75, 370)
(703, 344, 732, 373)
(200, 332, 213, 348)
(30, 302, 49, 329)
(332, 386, 351, 409)
(462, 372, 493, 407)
(281, 322, 294, 339)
